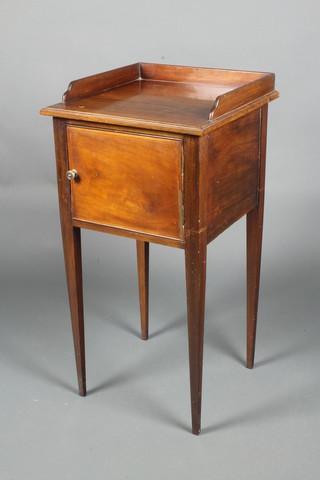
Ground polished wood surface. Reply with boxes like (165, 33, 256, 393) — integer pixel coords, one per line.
(41, 62, 278, 135)
(208, 73, 275, 119)
(207, 109, 260, 243)
(136, 241, 149, 341)
(67, 126, 183, 239)
(63, 63, 140, 102)
(140, 62, 265, 86)
(41, 63, 278, 435)
(53, 118, 86, 397)
(247, 105, 268, 369)
(184, 135, 208, 435)
(72, 218, 185, 249)
(43, 80, 226, 135)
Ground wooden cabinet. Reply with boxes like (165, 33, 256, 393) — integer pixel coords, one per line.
(41, 62, 278, 435)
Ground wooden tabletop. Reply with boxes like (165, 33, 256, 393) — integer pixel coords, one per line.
(41, 63, 279, 135)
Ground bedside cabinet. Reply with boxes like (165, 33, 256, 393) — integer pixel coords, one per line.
(41, 62, 278, 434)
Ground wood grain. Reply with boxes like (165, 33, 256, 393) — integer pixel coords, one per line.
(53, 118, 86, 397)
(137, 241, 149, 340)
(184, 135, 208, 435)
(247, 105, 268, 369)
(206, 109, 260, 243)
(42, 80, 220, 135)
(40, 63, 278, 136)
(209, 74, 275, 119)
(67, 127, 184, 240)
(63, 63, 140, 102)
(140, 62, 265, 86)
(72, 219, 185, 249)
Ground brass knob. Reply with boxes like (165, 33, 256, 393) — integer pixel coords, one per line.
(66, 169, 78, 181)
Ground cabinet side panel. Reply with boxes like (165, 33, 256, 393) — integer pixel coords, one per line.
(207, 109, 260, 243)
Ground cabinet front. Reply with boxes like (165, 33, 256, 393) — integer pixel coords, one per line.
(67, 127, 184, 239)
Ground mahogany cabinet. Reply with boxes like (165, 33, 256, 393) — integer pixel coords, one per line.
(41, 62, 278, 434)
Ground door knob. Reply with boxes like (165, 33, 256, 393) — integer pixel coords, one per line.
(66, 169, 78, 180)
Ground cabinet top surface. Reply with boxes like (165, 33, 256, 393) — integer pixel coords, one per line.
(40, 63, 278, 135)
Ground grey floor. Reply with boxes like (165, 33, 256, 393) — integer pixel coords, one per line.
(1, 184, 319, 479)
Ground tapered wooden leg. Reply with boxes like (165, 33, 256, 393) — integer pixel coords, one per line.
(136, 241, 149, 340)
(61, 226, 86, 395)
(246, 195, 264, 369)
(183, 134, 208, 435)
(185, 233, 207, 435)
(246, 105, 268, 369)
(54, 118, 86, 396)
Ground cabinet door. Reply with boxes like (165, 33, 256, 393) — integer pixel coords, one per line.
(67, 127, 184, 239)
